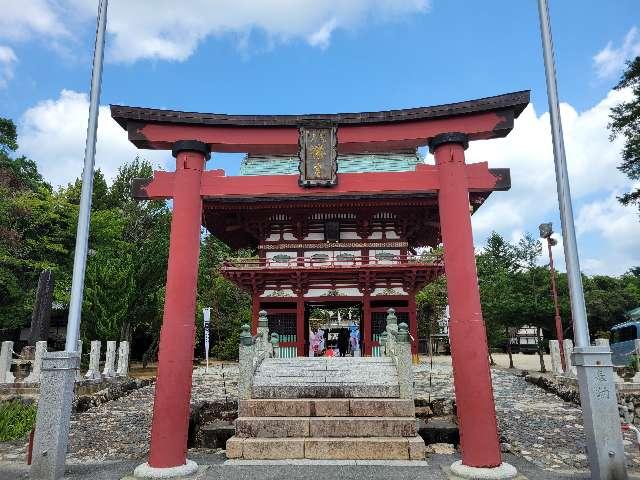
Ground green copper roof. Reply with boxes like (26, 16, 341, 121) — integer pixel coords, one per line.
(239, 153, 422, 176)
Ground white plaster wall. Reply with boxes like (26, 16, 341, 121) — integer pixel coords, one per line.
(334, 250, 361, 266)
(340, 231, 361, 240)
(282, 232, 296, 240)
(265, 251, 297, 264)
(304, 288, 362, 297)
(369, 249, 401, 264)
(305, 232, 325, 240)
(372, 287, 408, 296)
(261, 289, 296, 298)
(386, 228, 399, 239)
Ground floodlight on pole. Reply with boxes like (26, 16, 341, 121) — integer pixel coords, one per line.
(537, 1, 627, 479)
(539, 222, 566, 370)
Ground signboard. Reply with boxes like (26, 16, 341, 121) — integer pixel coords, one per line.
(203, 307, 211, 372)
(298, 126, 337, 187)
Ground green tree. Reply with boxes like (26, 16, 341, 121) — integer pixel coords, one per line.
(609, 55, 640, 210)
(196, 235, 252, 361)
(0, 118, 75, 332)
(416, 275, 447, 355)
(477, 232, 521, 366)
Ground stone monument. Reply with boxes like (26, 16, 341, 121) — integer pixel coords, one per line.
(27, 270, 54, 346)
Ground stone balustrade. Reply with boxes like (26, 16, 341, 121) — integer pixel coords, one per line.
(238, 310, 278, 400)
(0, 339, 131, 385)
(381, 308, 415, 400)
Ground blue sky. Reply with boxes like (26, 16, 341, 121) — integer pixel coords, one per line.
(1, 0, 639, 275)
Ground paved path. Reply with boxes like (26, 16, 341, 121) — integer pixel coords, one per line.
(2, 358, 640, 476)
(0, 454, 592, 479)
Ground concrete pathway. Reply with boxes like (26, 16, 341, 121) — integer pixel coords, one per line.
(0, 453, 593, 479)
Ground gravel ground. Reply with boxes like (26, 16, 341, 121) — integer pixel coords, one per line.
(1, 357, 638, 476)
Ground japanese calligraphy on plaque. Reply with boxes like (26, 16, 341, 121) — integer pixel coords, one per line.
(298, 126, 337, 187)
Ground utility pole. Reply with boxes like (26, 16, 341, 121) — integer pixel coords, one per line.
(537, 1, 627, 479)
(30, 1, 108, 478)
(539, 222, 565, 370)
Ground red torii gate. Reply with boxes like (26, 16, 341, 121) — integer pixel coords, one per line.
(111, 90, 529, 474)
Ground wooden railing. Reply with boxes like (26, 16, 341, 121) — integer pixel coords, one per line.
(222, 254, 442, 270)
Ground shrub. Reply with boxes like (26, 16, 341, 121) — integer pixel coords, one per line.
(0, 400, 36, 441)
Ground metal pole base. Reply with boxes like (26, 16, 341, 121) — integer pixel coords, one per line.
(572, 345, 628, 480)
(449, 461, 517, 479)
(30, 351, 80, 480)
(133, 459, 198, 478)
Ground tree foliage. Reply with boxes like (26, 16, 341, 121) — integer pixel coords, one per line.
(609, 55, 640, 209)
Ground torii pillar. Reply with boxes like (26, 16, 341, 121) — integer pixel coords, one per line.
(134, 140, 209, 478)
(430, 132, 516, 478)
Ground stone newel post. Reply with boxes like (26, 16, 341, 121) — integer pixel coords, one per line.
(0, 341, 15, 384)
(25, 341, 47, 383)
(396, 323, 415, 400)
(117, 341, 130, 377)
(549, 340, 564, 376)
(238, 324, 254, 400)
(102, 341, 117, 377)
(84, 340, 102, 381)
(563, 339, 577, 377)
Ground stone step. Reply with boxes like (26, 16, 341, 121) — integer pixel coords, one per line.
(252, 383, 400, 399)
(235, 417, 417, 438)
(226, 436, 425, 460)
(239, 398, 415, 418)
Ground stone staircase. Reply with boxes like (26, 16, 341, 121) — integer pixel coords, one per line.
(226, 357, 425, 460)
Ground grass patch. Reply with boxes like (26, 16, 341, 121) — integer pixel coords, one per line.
(0, 400, 36, 442)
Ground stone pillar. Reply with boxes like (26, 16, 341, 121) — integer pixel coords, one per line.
(255, 310, 272, 356)
(30, 351, 80, 480)
(142, 141, 209, 476)
(430, 133, 505, 470)
(84, 341, 102, 381)
(385, 308, 398, 336)
(27, 270, 55, 346)
(117, 341, 130, 377)
(396, 323, 415, 400)
(549, 340, 564, 375)
(75, 340, 83, 382)
(0, 341, 15, 384)
(102, 341, 117, 377)
(271, 333, 280, 359)
(238, 325, 254, 400)
(563, 339, 577, 377)
(25, 341, 47, 383)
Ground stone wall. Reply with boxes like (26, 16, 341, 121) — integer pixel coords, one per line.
(525, 373, 640, 425)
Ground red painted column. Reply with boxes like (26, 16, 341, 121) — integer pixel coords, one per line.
(148, 141, 210, 469)
(251, 292, 260, 336)
(296, 296, 305, 356)
(408, 294, 418, 357)
(430, 132, 502, 468)
(363, 293, 372, 356)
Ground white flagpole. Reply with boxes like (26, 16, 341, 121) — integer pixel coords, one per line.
(31, 2, 108, 478)
(537, 1, 627, 478)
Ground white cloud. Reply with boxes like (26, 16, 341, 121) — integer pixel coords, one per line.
(18, 90, 166, 188)
(468, 88, 639, 276)
(0, 46, 17, 88)
(1, 0, 428, 63)
(575, 190, 640, 275)
(593, 26, 640, 79)
(0, 0, 69, 41)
